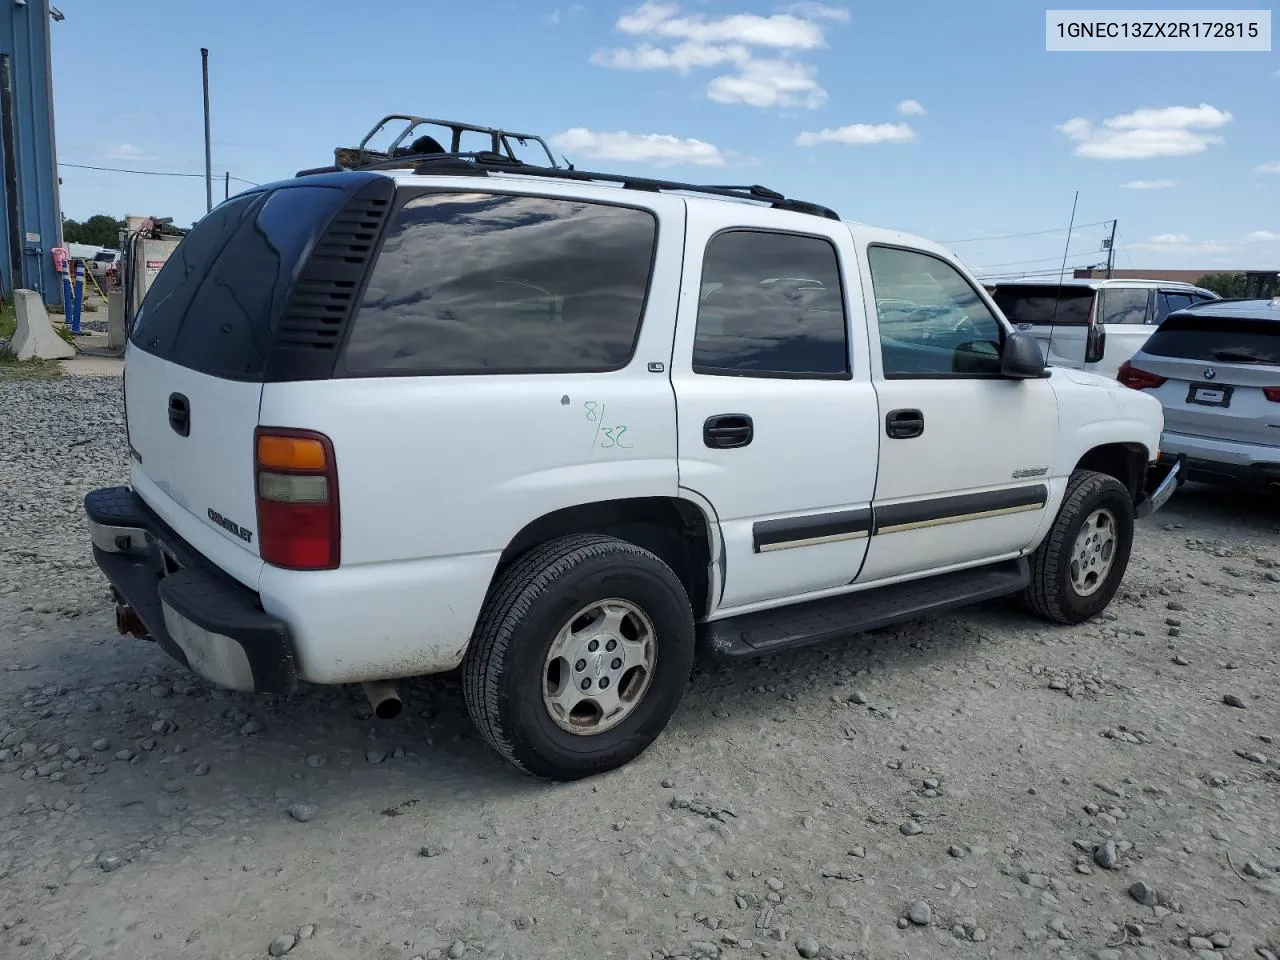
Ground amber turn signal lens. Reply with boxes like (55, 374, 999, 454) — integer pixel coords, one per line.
(257, 435, 327, 470)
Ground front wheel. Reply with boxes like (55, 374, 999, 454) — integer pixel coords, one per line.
(1021, 470, 1135, 624)
(462, 534, 694, 780)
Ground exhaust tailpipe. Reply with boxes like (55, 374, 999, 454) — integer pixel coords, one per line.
(362, 680, 402, 720)
(115, 604, 149, 639)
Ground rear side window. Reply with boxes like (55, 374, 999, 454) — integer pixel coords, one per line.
(991, 285, 1095, 326)
(341, 192, 656, 375)
(1099, 288, 1151, 325)
(1154, 290, 1194, 324)
(693, 230, 848, 378)
(170, 186, 349, 380)
(1144, 315, 1280, 365)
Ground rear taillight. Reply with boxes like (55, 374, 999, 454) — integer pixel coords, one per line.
(1264, 387, 1280, 403)
(1116, 360, 1167, 390)
(254, 428, 340, 570)
(1085, 316, 1106, 364)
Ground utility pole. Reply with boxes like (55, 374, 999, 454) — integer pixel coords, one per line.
(201, 48, 212, 214)
(1104, 219, 1118, 279)
(224, 171, 229, 201)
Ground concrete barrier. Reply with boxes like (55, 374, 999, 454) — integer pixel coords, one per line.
(107, 291, 126, 350)
(11, 289, 76, 360)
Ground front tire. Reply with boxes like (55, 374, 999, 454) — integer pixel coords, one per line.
(1022, 470, 1134, 624)
(462, 534, 695, 780)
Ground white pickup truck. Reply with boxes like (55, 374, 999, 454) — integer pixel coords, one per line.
(85, 159, 1180, 780)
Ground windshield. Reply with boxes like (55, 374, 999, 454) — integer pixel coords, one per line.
(992, 285, 1095, 326)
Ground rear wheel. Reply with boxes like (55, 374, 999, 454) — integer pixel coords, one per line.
(462, 534, 694, 780)
(1022, 470, 1134, 624)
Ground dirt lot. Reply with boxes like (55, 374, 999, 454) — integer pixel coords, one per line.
(2, 373, 1278, 960)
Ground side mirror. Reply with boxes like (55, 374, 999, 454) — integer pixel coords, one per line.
(1001, 330, 1047, 379)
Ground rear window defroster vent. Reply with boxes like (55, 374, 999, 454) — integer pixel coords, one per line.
(265, 177, 395, 381)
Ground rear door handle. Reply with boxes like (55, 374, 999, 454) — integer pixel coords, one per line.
(704, 413, 753, 449)
(168, 393, 190, 437)
(885, 408, 924, 439)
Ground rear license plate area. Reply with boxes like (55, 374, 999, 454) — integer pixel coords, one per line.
(1186, 383, 1232, 408)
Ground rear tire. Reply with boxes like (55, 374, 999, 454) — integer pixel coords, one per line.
(462, 534, 694, 780)
(1022, 470, 1134, 624)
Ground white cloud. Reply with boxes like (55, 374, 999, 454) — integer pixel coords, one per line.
(795, 122, 916, 146)
(1246, 230, 1279, 242)
(1256, 161, 1280, 174)
(593, 2, 845, 110)
(1120, 178, 1178, 189)
(591, 41, 750, 73)
(105, 143, 150, 160)
(545, 4, 585, 24)
(551, 127, 731, 166)
(707, 58, 826, 109)
(617, 1, 826, 48)
(1129, 233, 1234, 254)
(1056, 103, 1232, 159)
(781, 2, 851, 21)
(896, 99, 926, 117)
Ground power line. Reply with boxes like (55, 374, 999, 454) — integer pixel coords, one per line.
(940, 219, 1112, 245)
(972, 250, 1107, 270)
(59, 160, 260, 187)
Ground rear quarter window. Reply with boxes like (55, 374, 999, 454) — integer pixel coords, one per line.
(1143, 315, 1280, 365)
(339, 192, 657, 376)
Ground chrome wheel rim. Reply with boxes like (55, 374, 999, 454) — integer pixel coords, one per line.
(542, 599, 657, 736)
(1070, 508, 1117, 598)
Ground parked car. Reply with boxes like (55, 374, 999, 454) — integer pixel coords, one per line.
(87, 249, 120, 283)
(83, 161, 1178, 780)
(990, 278, 1220, 379)
(1119, 297, 1280, 493)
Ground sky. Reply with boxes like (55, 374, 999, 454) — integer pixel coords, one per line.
(47, 0, 1279, 280)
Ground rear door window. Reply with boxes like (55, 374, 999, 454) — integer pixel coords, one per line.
(1143, 315, 1280, 365)
(693, 230, 849, 378)
(991, 285, 1095, 326)
(341, 192, 657, 375)
(1099, 288, 1151, 325)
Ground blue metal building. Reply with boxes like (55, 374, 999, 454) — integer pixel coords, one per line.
(1, 0, 63, 304)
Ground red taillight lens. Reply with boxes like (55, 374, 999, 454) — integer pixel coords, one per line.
(1264, 387, 1280, 402)
(254, 427, 340, 570)
(1117, 360, 1167, 390)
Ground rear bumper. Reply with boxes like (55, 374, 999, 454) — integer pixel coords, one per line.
(1135, 455, 1184, 520)
(84, 486, 297, 693)
(1159, 430, 1280, 491)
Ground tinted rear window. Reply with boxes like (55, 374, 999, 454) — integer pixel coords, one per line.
(1143, 314, 1280, 365)
(131, 186, 349, 380)
(340, 192, 657, 375)
(991, 285, 1095, 326)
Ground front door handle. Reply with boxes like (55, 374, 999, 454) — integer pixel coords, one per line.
(885, 408, 924, 439)
(704, 413, 753, 449)
(168, 393, 190, 437)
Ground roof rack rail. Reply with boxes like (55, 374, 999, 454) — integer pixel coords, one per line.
(334, 115, 562, 172)
(403, 153, 841, 220)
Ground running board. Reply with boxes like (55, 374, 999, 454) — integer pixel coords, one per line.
(699, 558, 1030, 658)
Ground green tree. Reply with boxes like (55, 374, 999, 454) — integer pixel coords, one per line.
(1195, 272, 1247, 298)
(62, 214, 126, 249)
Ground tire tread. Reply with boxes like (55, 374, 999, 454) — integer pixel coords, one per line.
(1022, 469, 1131, 624)
(462, 534, 689, 776)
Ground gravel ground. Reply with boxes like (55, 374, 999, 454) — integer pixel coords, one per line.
(2, 372, 1279, 960)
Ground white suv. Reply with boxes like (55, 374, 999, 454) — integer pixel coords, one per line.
(85, 159, 1180, 780)
(990, 278, 1220, 379)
